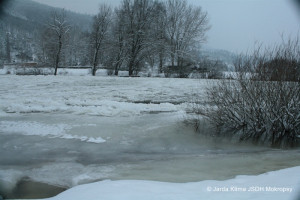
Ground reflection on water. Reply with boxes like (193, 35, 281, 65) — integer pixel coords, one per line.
(0, 113, 299, 199)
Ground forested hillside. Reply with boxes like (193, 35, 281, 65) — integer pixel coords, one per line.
(0, 0, 92, 67)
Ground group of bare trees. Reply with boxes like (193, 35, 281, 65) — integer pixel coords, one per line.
(42, 0, 209, 76)
(165, 0, 209, 76)
(196, 38, 300, 148)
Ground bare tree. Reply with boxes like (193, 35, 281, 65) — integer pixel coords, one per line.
(108, 7, 128, 76)
(156, 6, 168, 74)
(148, 0, 167, 74)
(91, 4, 112, 76)
(120, 0, 156, 76)
(47, 9, 70, 75)
(165, 0, 209, 75)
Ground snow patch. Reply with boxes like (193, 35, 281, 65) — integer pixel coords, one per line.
(41, 167, 300, 200)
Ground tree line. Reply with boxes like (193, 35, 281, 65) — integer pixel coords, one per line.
(1, 0, 210, 76)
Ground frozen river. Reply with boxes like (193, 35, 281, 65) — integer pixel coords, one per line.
(0, 76, 299, 199)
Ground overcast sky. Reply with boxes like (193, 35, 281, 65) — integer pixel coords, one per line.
(32, 0, 300, 53)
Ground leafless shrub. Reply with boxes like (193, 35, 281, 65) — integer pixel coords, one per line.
(196, 38, 300, 148)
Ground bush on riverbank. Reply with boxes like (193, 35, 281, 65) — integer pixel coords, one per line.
(195, 38, 300, 148)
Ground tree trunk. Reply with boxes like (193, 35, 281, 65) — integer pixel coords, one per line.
(114, 69, 119, 76)
(92, 49, 99, 76)
(114, 62, 121, 76)
(6, 33, 11, 63)
(54, 39, 62, 76)
(114, 53, 122, 76)
(128, 58, 134, 76)
(171, 54, 175, 68)
(159, 52, 163, 73)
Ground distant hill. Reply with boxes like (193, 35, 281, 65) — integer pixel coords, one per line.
(0, 0, 93, 31)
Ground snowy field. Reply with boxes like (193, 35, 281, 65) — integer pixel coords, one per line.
(0, 75, 299, 199)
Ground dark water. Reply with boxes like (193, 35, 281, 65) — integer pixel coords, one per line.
(1, 179, 66, 199)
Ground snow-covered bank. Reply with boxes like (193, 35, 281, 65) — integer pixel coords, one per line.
(39, 167, 300, 200)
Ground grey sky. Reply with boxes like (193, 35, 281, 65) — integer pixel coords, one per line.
(32, 0, 300, 53)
